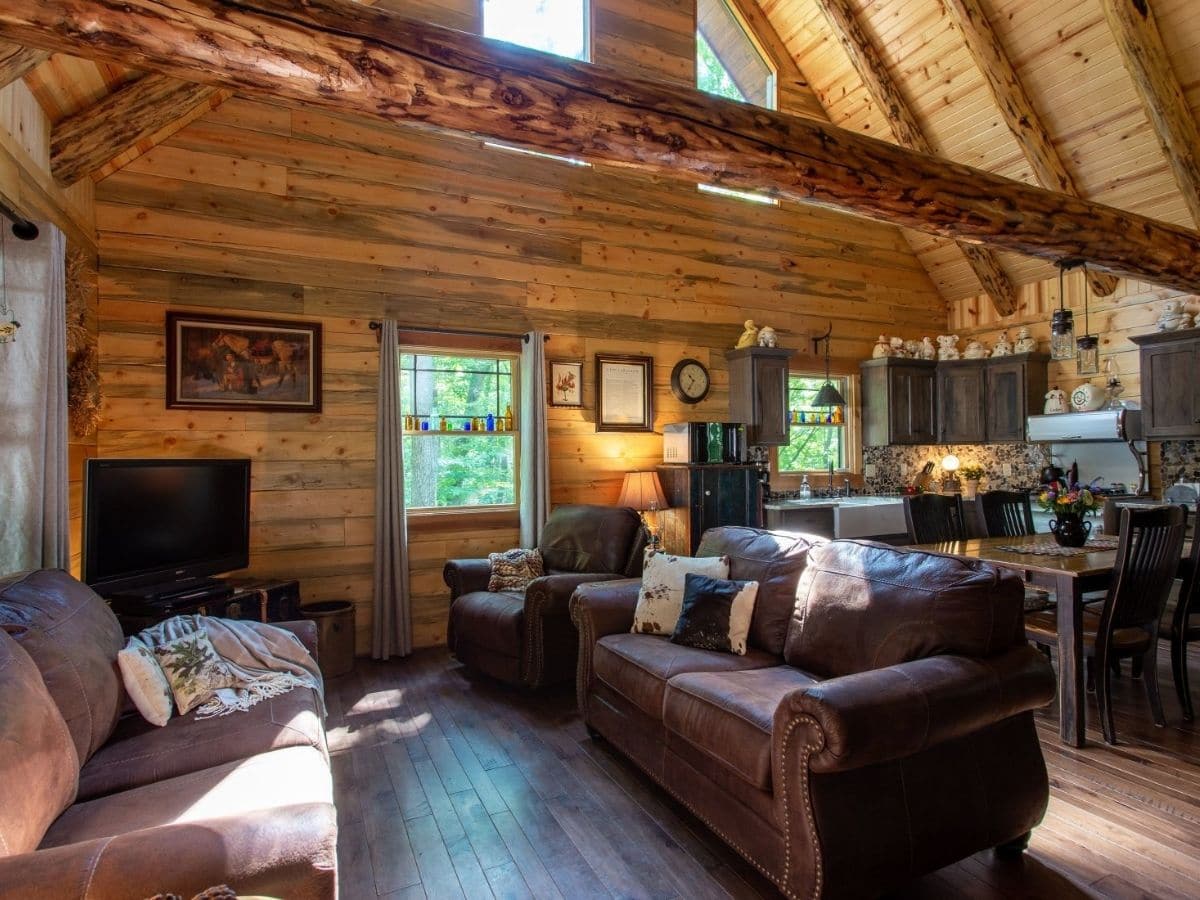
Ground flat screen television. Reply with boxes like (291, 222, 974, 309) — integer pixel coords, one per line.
(83, 458, 251, 596)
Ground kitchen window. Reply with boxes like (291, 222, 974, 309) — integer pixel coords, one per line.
(778, 374, 849, 473)
(400, 350, 518, 510)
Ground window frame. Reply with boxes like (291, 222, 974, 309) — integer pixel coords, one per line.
(773, 370, 861, 481)
(480, 0, 592, 63)
(695, 0, 778, 112)
(398, 343, 522, 517)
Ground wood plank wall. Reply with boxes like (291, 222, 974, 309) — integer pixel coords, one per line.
(93, 2, 946, 653)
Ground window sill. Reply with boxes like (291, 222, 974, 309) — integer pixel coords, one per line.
(405, 506, 520, 535)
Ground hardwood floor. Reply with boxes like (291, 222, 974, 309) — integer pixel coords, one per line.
(326, 647, 1200, 899)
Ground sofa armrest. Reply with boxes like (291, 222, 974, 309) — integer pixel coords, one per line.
(271, 619, 319, 659)
(443, 558, 492, 599)
(774, 646, 1055, 776)
(525, 572, 626, 620)
(568, 578, 643, 638)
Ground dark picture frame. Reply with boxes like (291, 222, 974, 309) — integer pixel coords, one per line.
(547, 359, 583, 407)
(165, 312, 323, 413)
(595, 353, 654, 432)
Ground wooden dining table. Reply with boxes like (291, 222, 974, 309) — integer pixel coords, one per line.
(910, 532, 1192, 747)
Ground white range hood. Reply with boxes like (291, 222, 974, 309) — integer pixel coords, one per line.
(1026, 409, 1143, 443)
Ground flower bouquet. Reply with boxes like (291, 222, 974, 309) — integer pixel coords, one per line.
(1037, 480, 1101, 547)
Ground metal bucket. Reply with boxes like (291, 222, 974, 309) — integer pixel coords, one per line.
(302, 600, 355, 679)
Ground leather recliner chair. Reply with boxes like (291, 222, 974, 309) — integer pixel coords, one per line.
(443, 504, 648, 688)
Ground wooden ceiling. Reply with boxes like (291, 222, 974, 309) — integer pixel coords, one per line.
(7, 0, 1200, 307)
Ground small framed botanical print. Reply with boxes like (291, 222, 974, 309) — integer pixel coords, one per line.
(548, 359, 583, 407)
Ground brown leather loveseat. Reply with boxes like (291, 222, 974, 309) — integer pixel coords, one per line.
(444, 503, 647, 687)
(0, 569, 336, 899)
(571, 527, 1055, 899)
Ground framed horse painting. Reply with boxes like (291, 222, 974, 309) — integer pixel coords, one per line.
(165, 312, 323, 413)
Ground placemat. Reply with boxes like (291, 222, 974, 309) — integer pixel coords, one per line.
(996, 537, 1120, 557)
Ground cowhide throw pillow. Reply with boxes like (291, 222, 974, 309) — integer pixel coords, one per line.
(670, 574, 760, 655)
(117, 636, 175, 726)
(154, 629, 237, 716)
(631, 552, 730, 635)
(488, 548, 545, 592)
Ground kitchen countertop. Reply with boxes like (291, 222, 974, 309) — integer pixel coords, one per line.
(763, 495, 904, 510)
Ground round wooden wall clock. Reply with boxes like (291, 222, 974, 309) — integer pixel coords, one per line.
(670, 358, 711, 404)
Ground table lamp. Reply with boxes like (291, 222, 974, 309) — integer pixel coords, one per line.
(618, 471, 669, 549)
(941, 453, 960, 493)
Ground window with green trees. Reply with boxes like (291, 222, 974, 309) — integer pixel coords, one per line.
(400, 351, 518, 509)
(482, 0, 589, 61)
(696, 0, 775, 109)
(777, 375, 848, 473)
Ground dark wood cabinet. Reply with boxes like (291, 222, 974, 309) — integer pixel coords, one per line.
(726, 346, 793, 446)
(938, 360, 987, 442)
(985, 354, 1047, 442)
(860, 358, 937, 446)
(657, 464, 762, 554)
(1131, 329, 1200, 439)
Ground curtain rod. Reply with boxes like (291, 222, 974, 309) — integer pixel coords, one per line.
(0, 201, 39, 241)
(368, 321, 548, 343)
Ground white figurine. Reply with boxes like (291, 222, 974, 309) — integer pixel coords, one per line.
(1158, 298, 1186, 331)
(903, 339, 920, 358)
(936, 334, 960, 360)
(991, 330, 1013, 357)
(735, 319, 759, 349)
(1014, 326, 1037, 354)
(757, 325, 778, 348)
(889, 336, 907, 357)
(963, 338, 988, 359)
(872, 334, 892, 358)
(918, 336, 937, 360)
(1044, 387, 1069, 415)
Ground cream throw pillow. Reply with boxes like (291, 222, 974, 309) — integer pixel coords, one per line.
(154, 629, 238, 716)
(631, 552, 731, 635)
(117, 636, 174, 727)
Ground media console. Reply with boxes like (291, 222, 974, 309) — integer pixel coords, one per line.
(108, 578, 301, 636)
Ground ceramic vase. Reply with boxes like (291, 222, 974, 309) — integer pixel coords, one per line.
(963, 479, 980, 500)
(1049, 513, 1092, 548)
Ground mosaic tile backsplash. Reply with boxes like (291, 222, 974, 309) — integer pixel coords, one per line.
(1161, 440, 1200, 486)
(862, 443, 1051, 493)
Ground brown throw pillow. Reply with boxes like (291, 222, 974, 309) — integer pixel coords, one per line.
(488, 548, 545, 592)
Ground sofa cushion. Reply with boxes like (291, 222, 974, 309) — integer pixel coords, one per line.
(538, 504, 645, 575)
(450, 590, 524, 659)
(633, 552, 730, 636)
(78, 685, 327, 801)
(117, 636, 174, 727)
(593, 632, 777, 720)
(664, 667, 819, 790)
(670, 575, 758, 655)
(0, 628, 79, 856)
(784, 540, 1024, 678)
(0, 570, 126, 763)
(42, 744, 332, 848)
(696, 527, 821, 656)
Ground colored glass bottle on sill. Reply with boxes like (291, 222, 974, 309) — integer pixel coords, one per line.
(486, 412, 495, 432)
(504, 404, 514, 431)
(439, 416, 448, 431)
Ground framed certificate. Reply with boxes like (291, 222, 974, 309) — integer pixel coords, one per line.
(595, 353, 654, 432)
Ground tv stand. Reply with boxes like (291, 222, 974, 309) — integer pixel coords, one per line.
(106, 577, 302, 635)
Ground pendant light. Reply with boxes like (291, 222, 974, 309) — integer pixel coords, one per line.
(1050, 260, 1078, 361)
(811, 323, 846, 409)
(1076, 262, 1099, 375)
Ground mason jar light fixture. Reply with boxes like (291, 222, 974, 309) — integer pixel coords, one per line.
(1075, 262, 1099, 375)
(1050, 260, 1079, 361)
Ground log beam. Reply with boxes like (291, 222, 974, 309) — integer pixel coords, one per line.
(51, 73, 223, 185)
(3, 0, 1200, 294)
(0, 41, 48, 90)
(1101, 0, 1200, 228)
(816, 0, 1016, 315)
(942, 0, 1118, 298)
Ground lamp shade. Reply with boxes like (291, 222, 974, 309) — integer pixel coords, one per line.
(941, 454, 960, 473)
(618, 471, 668, 511)
(814, 381, 847, 407)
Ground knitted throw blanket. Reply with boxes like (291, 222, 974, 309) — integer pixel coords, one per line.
(139, 615, 325, 719)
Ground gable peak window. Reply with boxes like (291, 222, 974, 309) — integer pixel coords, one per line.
(696, 0, 776, 110)
(483, 0, 589, 62)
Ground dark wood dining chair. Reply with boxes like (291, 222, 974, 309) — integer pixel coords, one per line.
(903, 493, 966, 545)
(978, 490, 1036, 538)
(1025, 506, 1187, 744)
(1170, 501, 1200, 721)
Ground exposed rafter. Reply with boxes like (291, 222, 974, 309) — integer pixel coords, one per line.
(941, 0, 1118, 299)
(815, 0, 1016, 315)
(0, 41, 48, 90)
(1101, 0, 1200, 229)
(51, 73, 225, 185)
(3, 0, 1200, 293)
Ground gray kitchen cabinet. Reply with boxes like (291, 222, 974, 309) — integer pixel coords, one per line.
(726, 346, 793, 446)
(938, 360, 987, 443)
(860, 357, 937, 446)
(985, 354, 1048, 443)
(1131, 329, 1200, 439)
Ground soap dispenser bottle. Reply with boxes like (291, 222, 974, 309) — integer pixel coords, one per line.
(799, 475, 812, 500)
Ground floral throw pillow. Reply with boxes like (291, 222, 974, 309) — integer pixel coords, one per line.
(631, 552, 730, 636)
(117, 636, 174, 726)
(153, 629, 237, 716)
(670, 574, 760, 655)
(488, 548, 545, 592)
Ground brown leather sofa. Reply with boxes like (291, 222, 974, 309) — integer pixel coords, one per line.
(571, 527, 1056, 900)
(0, 569, 336, 899)
(444, 504, 647, 687)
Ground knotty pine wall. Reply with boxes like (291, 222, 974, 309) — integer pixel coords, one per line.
(92, 0, 947, 653)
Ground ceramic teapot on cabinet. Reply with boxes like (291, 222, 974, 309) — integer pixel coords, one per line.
(1044, 387, 1069, 414)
